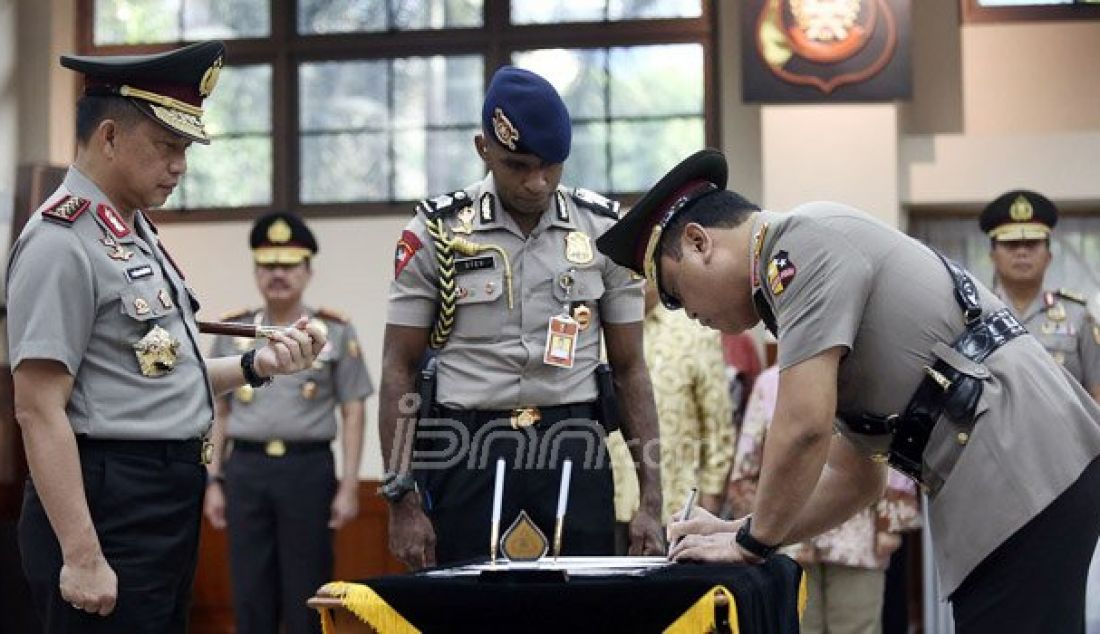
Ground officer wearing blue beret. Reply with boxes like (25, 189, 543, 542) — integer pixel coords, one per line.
(7, 42, 327, 632)
(379, 66, 665, 568)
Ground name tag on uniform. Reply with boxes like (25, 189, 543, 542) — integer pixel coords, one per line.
(455, 255, 495, 273)
(125, 265, 155, 281)
(544, 314, 579, 369)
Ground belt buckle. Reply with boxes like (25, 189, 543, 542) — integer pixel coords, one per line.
(265, 439, 287, 457)
(510, 407, 541, 430)
(201, 440, 214, 465)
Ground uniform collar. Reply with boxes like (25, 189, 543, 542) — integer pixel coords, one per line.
(471, 173, 575, 236)
(64, 166, 143, 247)
(549, 188, 576, 230)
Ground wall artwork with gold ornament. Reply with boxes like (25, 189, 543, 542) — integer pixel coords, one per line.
(741, 0, 912, 103)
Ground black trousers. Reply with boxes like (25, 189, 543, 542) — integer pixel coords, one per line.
(418, 405, 615, 565)
(950, 455, 1100, 634)
(224, 445, 335, 634)
(19, 442, 205, 634)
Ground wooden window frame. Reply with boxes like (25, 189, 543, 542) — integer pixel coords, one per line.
(960, 0, 1100, 24)
(76, 0, 719, 223)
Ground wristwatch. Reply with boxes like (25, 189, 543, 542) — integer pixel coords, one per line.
(241, 349, 273, 389)
(735, 517, 779, 561)
(377, 472, 417, 504)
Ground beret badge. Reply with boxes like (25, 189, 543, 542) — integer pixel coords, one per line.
(492, 107, 519, 151)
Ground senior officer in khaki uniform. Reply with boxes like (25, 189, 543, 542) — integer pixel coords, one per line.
(378, 66, 664, 569)
(980, 189, 1100, 399)
(7, 43, 326, 633)
(204, 212, 373, 634)
(599, 150, 1100, 634)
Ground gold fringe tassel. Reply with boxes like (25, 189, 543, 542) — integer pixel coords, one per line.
(663, 585, 739, 634)
(798, 569, 808, 620)
(316, 581, 420, 634)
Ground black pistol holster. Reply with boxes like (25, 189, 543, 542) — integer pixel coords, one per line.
(595, 362, 621, 434)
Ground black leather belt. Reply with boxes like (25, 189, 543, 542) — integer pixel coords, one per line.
(233, 439, 331, 457)
(433, 402, 599, 430)
(76, 436, 208, 464)
(840, 252, 1027, 486)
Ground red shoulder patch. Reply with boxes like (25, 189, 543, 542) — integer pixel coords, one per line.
(41, 196, 90, 224)
(394, 230, 423, 279)
(97, 204, 131, 238)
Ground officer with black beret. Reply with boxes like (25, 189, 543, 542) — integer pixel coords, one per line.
(204, 211, 373, 634)
(599, 149, 1100, 634)
(379, 66, 665, 569)
(979, 189, 1100, 399)
(7, 42, 326, 632)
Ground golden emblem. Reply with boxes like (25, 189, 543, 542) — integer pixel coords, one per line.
(1046, 301, 1066, 322)
(1009, 195, 1034, 222)
(572, 303, 592, 330)
(301, 380, 318, 400)
(870, 452, 888, 464)
(510, 407, 541, 430)
(201, 440, 214, 465)
(1053, 351, 1066, 365)
(108, 245, 134, 261)
(564, 231, 594, 265)
(267, 219, 293, 244)
(157, 288, 174, 309)
(199, 57, 223, 97)
(134, 298, 151, 315)
(347, 340, 361, 358)
(790, 0, 862, 44)
(235, 384, 254, 403)
(956, 432, 970, 446)
(452, 206, 476, 235)
(500, 510, 549, 561)
(133, 325, 180, 377)
(265, 439, 287, 457)
(492, 107, 519, 150)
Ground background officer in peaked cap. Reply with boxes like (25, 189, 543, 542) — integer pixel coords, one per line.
(979, 189, 1100, 400)
(204, 212, 373, 634)
(600, 149, 1100, 634)
(379, 65, 664, 569)
(7, 42, 326, 633)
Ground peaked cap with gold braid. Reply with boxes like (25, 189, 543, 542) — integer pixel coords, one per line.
(251, 211, 318, 265)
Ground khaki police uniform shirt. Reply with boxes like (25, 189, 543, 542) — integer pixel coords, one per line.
(751, 203, 1100, 594)
(6, 167, 214, 439)
(387, 173, 644, 409)
(209, 308, 374, 442)
(997, 288, 1100, 390)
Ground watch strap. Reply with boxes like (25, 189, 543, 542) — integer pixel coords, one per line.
(735, 516, 779, 560)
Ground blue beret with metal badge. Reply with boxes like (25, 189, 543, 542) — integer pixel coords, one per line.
(482, 66, 571, 164)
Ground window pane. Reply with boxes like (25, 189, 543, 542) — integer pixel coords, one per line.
(561, 122, 609, 192)
(610, 117, 703, 191)
(95, 0, 182, 45)
(512, 49, 608, 119)
(511, 0, 606, 24)
(165, 64, 273, 209)
(300, 55, 482, 202)
(394, 128, 484, 199)
(609, 0, 701, 19)
(183, 0, 270, 39)
(512, 0, 700, 23)
(205, 65, 272, 136)
(300, 133, 390, 203)
(393, 56, 483, 127)
(977, 0, 1072, 4)
(170, 138, 272, 208)
(298, 0, 482, 34)
(392, 0, 483, 29)
(609, 44, 703, 117)
(301, 60, 391, 132)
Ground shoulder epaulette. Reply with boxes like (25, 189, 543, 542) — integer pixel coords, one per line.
(219, 307, 252, 321)
(415, 189, 471, 221)
(1056, 288, 1088, 305)
(316, 306, 349, 324)
(569, 187, 620, 219)
(41, 195, 90, 225)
